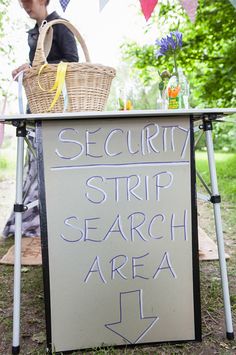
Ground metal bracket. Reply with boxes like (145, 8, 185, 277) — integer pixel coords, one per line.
(199, 119, 212, 131)
(199, 113, 220, 131)
(11, 120, 27, 137)
(25, 200, 39, 210)
(14, 204, 28, 213)
(210, 194, 221, 204)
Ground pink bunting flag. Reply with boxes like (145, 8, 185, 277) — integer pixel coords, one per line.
(0, 123, 4, 147)
(180, 0, 199, 22)
(140, 0, 159, 21)
(59, 0, 70, 12)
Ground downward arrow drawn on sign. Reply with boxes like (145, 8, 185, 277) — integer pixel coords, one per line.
(105, 289, 159, 344)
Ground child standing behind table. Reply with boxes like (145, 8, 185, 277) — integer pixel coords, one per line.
(2, 0, 78, 238)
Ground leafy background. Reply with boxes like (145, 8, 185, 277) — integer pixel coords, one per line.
(121, 0, 236, 109)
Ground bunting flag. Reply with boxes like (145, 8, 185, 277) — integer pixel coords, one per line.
(139, 0, 158, 21)
(59, 0, 70, 12)
(99, 0, 110, 12)
(179, 0, 199, 22)
(58, 0, 233, 21)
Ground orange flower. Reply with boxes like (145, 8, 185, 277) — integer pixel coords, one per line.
(168, 85, 180, 98)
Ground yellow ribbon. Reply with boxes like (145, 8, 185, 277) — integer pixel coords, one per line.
(38, 61, 68, 111)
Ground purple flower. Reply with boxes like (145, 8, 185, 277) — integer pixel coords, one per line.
(155, 31, 183, 58)
(171, 31, 183, 48)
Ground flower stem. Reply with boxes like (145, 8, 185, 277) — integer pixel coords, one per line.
(173, 52, 178, 79)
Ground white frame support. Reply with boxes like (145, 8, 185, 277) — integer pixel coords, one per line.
(201, 115, 234, 340)
(12, 122, 27, 355)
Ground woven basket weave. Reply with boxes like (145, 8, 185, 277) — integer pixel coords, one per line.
(23, 19, 116, 113)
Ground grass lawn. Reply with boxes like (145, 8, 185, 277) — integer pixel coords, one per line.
(195, 151, 236, 204)
(195, 151, 236, 230)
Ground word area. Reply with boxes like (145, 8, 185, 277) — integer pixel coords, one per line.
(84, 251, 177, 284)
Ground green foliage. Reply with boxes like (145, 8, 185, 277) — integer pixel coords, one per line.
(0, 0, 12, 96)
(121, 0, 236, 108)
(0, 155, 8, 169)
(122, 43, 159, 83)
(196, 151, 236, 203)
(195, 118, 236, 152)
(213, 120, 236, 152)
(0, 0, 10, 48)
(179, 0, 236, 108)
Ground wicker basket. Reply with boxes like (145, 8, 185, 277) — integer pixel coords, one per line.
(23, 19, 116, 113)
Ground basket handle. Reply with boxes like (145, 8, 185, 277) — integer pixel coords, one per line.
(32, 19, 91, 67)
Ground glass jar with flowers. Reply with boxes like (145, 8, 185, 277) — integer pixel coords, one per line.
(155, 31, 189, 109)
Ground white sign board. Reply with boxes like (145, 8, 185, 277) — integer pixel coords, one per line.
(37, 115, 201, 353)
